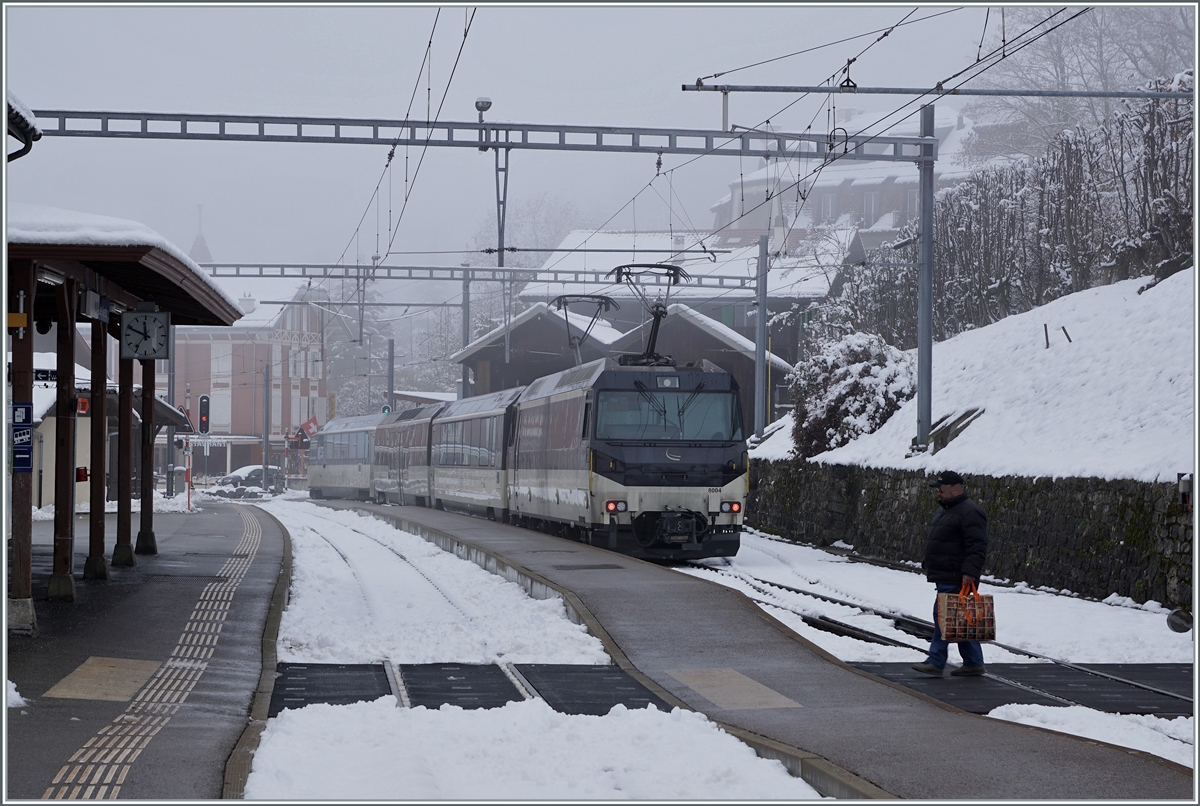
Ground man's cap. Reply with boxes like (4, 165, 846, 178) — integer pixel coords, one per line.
(929, 470, 965, 488)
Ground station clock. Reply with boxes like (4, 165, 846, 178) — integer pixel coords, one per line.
(119, 310, 171, 360)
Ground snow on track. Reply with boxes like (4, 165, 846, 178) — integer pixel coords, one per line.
(257, 501, 609, 666)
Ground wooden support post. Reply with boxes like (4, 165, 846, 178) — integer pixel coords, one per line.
(113, 356, 135, 566)
(135, 357, 157, 555)
(7, 258, 37, 634)
(49, 279, 78, 602)
(84, 322, 110, 580)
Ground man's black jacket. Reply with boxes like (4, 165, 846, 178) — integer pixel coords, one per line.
(921, 492, 988, 584)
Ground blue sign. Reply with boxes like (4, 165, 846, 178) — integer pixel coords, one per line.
(10, 404, 33, 472)
(11, 402, 32, 426)
(11, 423, 32, 472)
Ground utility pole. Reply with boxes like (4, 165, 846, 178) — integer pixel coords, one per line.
(387, 338, 395, 413)
(262, 361, 271, 492)
(755, 235, 768, 439)
(916, 104, 935, 451)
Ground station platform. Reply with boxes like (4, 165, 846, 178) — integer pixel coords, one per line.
(7, 500, 1193, 800)
(6, 504, 284, 800)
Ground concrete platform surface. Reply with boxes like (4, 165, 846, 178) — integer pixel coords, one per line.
(6, 503, 283, 800)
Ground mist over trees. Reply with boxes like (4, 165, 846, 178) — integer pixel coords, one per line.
(960, 6, 1195, 164)
(379, 193, 593, 395)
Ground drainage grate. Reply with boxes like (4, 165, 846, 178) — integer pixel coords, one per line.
(269, 663, 393, 718)
(398, 663, 523, 710)
(1078, 663, 1194, 700)
(551, 564, 625, 571)
(514, 664, 673, 715)
(853, 662, 1193, 718)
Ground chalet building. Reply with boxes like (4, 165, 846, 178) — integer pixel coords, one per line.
(608, 303, 794, 429)
(450, 301, 623, 395)
(172, 286, 329, 480)
(518, 229, 839, 367)
(708, 106, 976, 242)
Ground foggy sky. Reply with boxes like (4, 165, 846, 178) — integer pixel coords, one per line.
(5, 4, 990, 307)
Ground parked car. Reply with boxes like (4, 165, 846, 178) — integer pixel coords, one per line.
(217, 465, 284, 490)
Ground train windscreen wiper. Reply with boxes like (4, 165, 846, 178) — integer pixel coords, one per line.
(675, 382, 706, 429)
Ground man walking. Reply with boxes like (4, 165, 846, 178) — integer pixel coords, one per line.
(912, 470, 988, 677)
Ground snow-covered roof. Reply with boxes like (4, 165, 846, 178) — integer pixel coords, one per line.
(519, 230, 836, 303)
(7, 203, 240, 316)
(7, 89, 41, 136)
(614, 304, 792, 374)
(394, 390, 458, 404)
(710, 108, 978, 210)
(449, 300, 624, 364)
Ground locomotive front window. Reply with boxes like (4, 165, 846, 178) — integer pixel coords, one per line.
(595, 390, 742, 441)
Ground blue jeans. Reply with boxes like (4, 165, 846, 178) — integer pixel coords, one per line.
(927, 582, 985, 668)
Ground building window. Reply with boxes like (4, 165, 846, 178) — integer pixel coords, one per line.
(907, 188, 920, 224)
(863, 191, 881, 226)
(211, 343, 231, 379)
(820, 194, 836, 221)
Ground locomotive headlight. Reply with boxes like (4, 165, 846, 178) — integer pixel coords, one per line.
(720, 501, 742, 513)
(605, 500, 628, 513)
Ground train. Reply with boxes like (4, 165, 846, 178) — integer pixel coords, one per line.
(306, 356, 748, 561)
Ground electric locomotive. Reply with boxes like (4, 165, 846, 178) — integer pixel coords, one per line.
(508, 356, 746, 560)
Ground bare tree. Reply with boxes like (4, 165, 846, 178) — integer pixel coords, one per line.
(960, 6, 1195, 164)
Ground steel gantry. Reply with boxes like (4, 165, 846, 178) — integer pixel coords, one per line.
(32, 107, 940, 427)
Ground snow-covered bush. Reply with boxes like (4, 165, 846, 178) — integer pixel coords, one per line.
(789, 333, 915, 458)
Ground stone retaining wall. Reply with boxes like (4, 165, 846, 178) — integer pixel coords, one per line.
(748, 459, 1193, 608)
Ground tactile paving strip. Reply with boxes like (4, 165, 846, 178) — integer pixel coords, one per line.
(268, 663, 393, 718)
(514, 664, 673, 715)
(397, 663, 523, 710)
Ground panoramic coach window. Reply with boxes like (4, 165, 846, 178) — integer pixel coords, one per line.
(595, 390, 742, 441)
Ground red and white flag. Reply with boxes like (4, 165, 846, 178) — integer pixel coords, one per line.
(300, 415, 320, 438)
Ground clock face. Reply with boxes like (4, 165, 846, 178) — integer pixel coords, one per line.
(120, 312, 171, 359)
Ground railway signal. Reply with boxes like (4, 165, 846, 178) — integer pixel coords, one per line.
(198, 394, 210, 434)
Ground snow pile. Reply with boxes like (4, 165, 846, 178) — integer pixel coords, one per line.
(7, 680, 27, 708)
(31, 489, 202, 520)
(243, 697, 821, 800)
(258, 501, 609, 665)
(760, 270, 1193, 482)
(987, 704, 1193, 768)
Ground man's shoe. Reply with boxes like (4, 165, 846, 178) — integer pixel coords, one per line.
(951, 665, 986, 676)
(910, 662, 945, 676)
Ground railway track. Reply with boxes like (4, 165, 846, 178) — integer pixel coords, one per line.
(684, 563, 1193, 711)
(294, 506, 473, 619)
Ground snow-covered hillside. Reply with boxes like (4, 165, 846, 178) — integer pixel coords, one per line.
(753, 269, 1195, 483)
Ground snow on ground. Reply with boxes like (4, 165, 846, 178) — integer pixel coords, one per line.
(684, 528, 1195, 768)
(259, 501, 608, 666)
(243, 697, 814, 801)
(31, 489, 206, 519)
(753, 269, 1195, 483)
(7, 680, 27, 708)
(240, 500, 824, 800)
